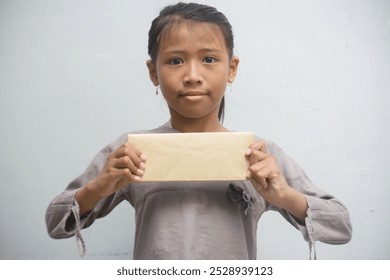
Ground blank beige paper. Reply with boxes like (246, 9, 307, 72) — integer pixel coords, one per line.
(128, 132, 255, 181)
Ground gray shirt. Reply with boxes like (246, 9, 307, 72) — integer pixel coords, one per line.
(45, 122, 352, 259)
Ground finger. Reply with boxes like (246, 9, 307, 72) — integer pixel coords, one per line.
(125, 142, 147, 162)
(114, 156, 144, 176)
(246, 140, 267, 156)
(105, 166, 139, 185)
(249, 149, 268, 165)
(115, 168, 141, 183)
(114, 144, 146, 168)
(249, 159, 280, 181)
(114, 143, 144, 159)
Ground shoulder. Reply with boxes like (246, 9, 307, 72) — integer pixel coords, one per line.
(253, 135, 301, 171)
(253, 134, 281, 156)
(255, 135, 307, 180)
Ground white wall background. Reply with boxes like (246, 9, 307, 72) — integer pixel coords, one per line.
(1, 0, 389, 259)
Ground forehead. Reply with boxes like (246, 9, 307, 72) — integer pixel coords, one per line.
(158, 20, 227, 52)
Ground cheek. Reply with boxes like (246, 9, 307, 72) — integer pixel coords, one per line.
(212, 70, 230, 91)
(159, 77, 176, 95)
(157, 68, 177, 87)
(213, 64, 230, 81)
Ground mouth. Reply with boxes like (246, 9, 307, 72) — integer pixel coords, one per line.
(179, 91, 208, 101)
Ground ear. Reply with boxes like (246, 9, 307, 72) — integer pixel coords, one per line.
(228, 55, 240, 83)
(146, 60, 159, 86)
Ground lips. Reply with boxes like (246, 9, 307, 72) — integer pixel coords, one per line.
(179, 91, 208, 97)
(179, 91, 208, 102)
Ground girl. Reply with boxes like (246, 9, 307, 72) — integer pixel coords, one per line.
(46, 2, 352, 259)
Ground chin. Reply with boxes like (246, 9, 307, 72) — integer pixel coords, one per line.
(169, 104, 220, 120)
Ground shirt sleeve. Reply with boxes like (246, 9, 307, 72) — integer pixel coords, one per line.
(45, 133, 128, 242)
(265, 140, 352, 252)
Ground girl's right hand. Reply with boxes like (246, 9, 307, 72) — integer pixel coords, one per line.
(91, 142, 147, 198)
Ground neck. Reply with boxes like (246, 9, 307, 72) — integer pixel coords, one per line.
(170, 111, 229, 133)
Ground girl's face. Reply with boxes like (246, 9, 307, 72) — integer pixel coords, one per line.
(147, 21, 239, 127)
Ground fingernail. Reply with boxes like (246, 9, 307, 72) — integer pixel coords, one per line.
(134, 175, 141, 181)
(140, 154, 147, 162)
(139, 162, 146, 170)
(246, 170, 252, 178)
(137, 169, 144, 176)
(245, 149, 251, 156)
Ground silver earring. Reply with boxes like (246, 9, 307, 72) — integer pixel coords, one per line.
(228, 82, 232, 93)
(155, 86, 160, 95)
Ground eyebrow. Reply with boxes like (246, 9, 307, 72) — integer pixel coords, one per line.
(161, 48, 224, 56)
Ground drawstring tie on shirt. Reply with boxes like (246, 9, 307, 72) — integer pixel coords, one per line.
(71, 202, 86, 257)
(227, 183, 255, 215)
(228, 182, 317, 260)
(305, 207, 317, 260)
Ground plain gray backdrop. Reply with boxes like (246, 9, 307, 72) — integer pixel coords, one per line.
(1, 0, 389, 259)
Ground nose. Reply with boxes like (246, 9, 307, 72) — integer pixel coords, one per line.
(183, 61, 203, 85)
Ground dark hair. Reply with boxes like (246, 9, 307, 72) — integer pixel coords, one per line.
(147, 2, 234, 122)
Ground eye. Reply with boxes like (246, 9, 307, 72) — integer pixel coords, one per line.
(203, 56, 217, 64)
(169, 58, 183, 65)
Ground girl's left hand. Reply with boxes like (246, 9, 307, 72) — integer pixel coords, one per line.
(245, 140, 289, 206)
